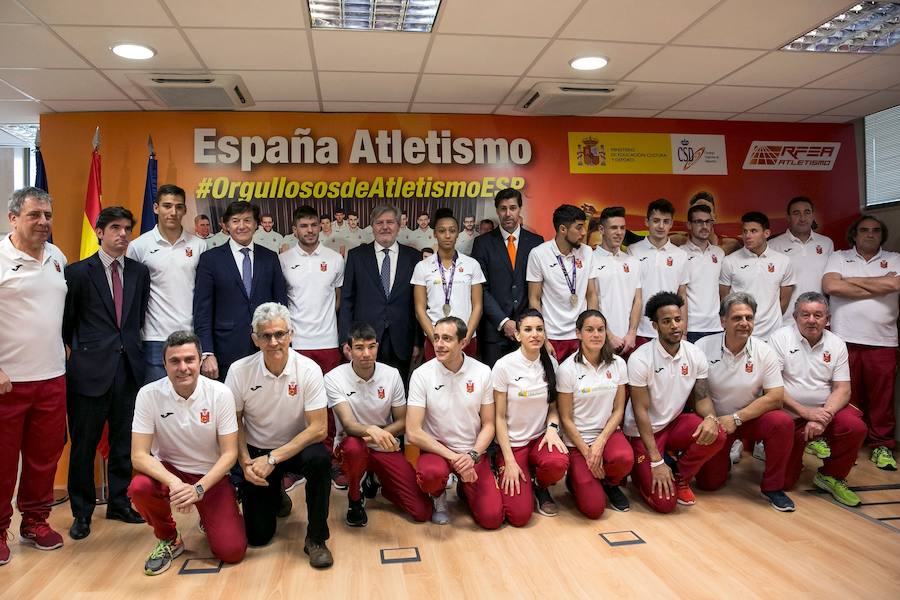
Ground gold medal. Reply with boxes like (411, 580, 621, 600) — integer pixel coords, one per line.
(570, 294, 579, 307)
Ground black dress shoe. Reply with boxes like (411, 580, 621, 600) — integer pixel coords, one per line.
(106, 506, 145, 524)
(69, 517, 91, 540)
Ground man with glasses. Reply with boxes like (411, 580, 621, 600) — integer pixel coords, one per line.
(683, 203, 725, 344)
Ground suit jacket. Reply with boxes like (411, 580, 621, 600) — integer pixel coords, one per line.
(63, 252, 150, 396)
(470, 227, 544, 343)
(193, 242, 287, 373)
(338, 242, 420, 361)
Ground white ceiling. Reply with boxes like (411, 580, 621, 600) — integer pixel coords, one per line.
(0, 0, 899, 124)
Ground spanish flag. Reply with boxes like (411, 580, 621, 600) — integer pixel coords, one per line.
(79, 127, 102, 260)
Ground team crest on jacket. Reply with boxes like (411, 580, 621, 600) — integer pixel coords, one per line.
(199, 409, 210, 424)
(574, 258, 583, 269)
(458, 266, 464, 273)
(605, 370, 612, 379)
(320, 261, 328, 272)
(377, 386, 385, 399)
(466, 380, 475, 393)
(681, 364, 689, 376)
(53, 259, 61, 272)
(185, 247, 193, 257)
(623, 263, 630, 273)
(816, 245, 823, 255)
(712, 255, 718, 264)
(745, 361, 753, 374)
(767, 263, 775, 273)
(666, 256, 673, 267)
(288, 382, 298, 396)
(823, 351, 831, 363)
(881, 260, 889, 269)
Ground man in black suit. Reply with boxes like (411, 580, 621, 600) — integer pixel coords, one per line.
(63, 206, 151, 539)
(339, 204, 421, 384)
(470, 188, 544, 367)
(194, 201, 287, 381)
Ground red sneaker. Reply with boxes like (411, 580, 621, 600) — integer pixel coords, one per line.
(1, 531, 11, 565)
(20, 520, 64, 550)
(674, 475, 696, 506)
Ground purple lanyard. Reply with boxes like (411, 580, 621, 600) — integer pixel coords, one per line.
(437, 253, 458, 306)
(556, 254, 577, 295)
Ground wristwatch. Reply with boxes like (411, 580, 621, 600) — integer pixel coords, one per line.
(467, 450, 480, 464)
(732, 413, 743, 427)
(548, 422, 560, 432)
(267, 453, 278, 466)
(194, 483, 205, 500)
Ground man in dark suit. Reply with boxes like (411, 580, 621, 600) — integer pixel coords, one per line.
(194, 201, 287, 381)
(63, 206, 151, 539)
(339, 204, 421, 384)
(470, 188, 544, 367)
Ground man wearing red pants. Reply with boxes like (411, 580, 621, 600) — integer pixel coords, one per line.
(822, 214, 899, 471)
(769, 292, 867, 506)
(406, 317, 502, 528)
(326, 323, 432, 526)
(129, 331, 246, 575)
(695, 292, 795, 511)
(624, 292, 726, 513)
(0, 187, 68, 565)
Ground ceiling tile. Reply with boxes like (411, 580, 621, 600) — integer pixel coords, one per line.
(493, 105, 533, 116)
(719, 51, 864, 87)
(241, 101, 321, 112)
(561, 0, 720, 43)
(0, 69, 126, 100)
(166, 0, 306, 28)
(597, 108, 661, 118)
(807, 55, 900, 91)
(217, 71, 318, 102)
(800, 115, 855, 123)
(657, 110, 736, 120)
(101, 70, 167, 100)
(528, 40, 661, 80)
(827, 91, 900, 117)
(312, 31, 428, 73)
(425, 35, 547, 76)
(750, 88, 871, 115)
(438, 0, 582, 37)
(612, 82, 705, 110)
(411, 103, 497, 114)
(415, 74, 518, 103)
(671, 85, 789, 112)
(22, 0, 172, 26)
(0, 3, 38, 23)
(318, 72, 417, 102)
(730, 113, 806, 122)
(0, 79, 28, 100)
(323, 101, 409, 112)
(673, 0, 854, 49)
(42, 99, 140, 112)
(0, 24, 86, 68)
(625, 46, 764, 84)
(186, 28, 310, 70)
(53, 26, 202, 70)
(0, 100, 51, 122)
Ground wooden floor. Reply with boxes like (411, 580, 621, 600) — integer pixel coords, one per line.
(6, 449, 900, 599)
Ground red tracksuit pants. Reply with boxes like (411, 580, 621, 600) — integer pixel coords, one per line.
(847, 344, 897, 449)
(415, 452, 503, 530)
(784, 406, 867, 489)
(565, 430, 634, 519)
(496, 436, 569, 526)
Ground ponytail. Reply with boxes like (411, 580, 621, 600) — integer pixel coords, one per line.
(539, 345, 557, 404)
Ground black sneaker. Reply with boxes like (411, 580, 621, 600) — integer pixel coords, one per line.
(533, 484, 558, 517)
(361, 471, 380, 499)
(304, 538, 334, 569)
(603, 484, 630, 512)
(761, 490, 796, 512)
(345, 498, 368, 527)
(277, 488, 293, 518)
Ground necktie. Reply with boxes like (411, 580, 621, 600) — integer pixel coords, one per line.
(240, 247, 252, 296)
(110, 260, 123, 327)
(507, 234, 516, 269)
(380, 248, 391, 296)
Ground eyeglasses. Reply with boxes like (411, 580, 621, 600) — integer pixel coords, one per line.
(690, 219, 715, 226)
(254, 330, 290, 342)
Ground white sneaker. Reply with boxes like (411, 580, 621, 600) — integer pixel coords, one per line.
(753, 441, 766, 461)
(445, 473, 456, 489)
(730, 440, 743, 464)
(431, 492, 450, 525)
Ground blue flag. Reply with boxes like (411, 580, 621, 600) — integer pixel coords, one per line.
(140, 136, 158, 234)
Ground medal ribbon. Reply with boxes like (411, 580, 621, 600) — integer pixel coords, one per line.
(437, 252, 458, 307)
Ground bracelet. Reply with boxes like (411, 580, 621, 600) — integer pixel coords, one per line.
(650, 458, 665, 468)
(704, 414, 719, 424)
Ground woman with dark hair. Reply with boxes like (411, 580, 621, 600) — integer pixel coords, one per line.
(557, 310, 633, 517)
(492, 309, 569, 525)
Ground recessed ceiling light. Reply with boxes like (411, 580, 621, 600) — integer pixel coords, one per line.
(569, 56, 608, 71)
(308, 0, 442, 32)
(111, 43, 156, 60)
(783, 1, 900, 53)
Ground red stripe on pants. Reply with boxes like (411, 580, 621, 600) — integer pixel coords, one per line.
(415, 452, 503, 530)
(629, 413, 726, 513)
(496, 436, 569, 527)
(847, 343, 897, 449)
(695, 409, 794, 493)
(0, 375, 66, 531)
(784, 406, 867, 489)
(548, 339, 580, 362)
(424, 338, 479, 361)
(127, 463, 247, 564)
(335, 436, 432, 522)
(565, 430, 634, 519)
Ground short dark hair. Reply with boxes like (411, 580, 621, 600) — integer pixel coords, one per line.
(742, 211, 770, 230)
(417, 211, 429, 219)
(95, 206, 135, 231)
(293, 205, 318, 224)
(163, 330, 202, 359)
(434, 316, 467, 341)
(574, 309, 615, 366)
(599, 206, 625, 224)
(494, 187, 522, 208)
(347, 210, 358, 218)
(347, 322, 378, 346)
(687, 204, 713, 222)
(156, 184, 185, 202)
(334, 206, 346, 215)
(847, 213, 889, 247)
(433, 207, 457, 227)
(647, 198, 675, 219)
(223, 200, 259, 224)
(195, 214, 210, 223)
(480, 219, 495, 229)
(421, 248, 434, 259)
(319, 214, 331, 221)
(787, 196, 813, 214)
(689, 191, 715, 206)
(260, 213, 273, 220)
(552, 204, 586, 232)
(645, 291, 683, 322)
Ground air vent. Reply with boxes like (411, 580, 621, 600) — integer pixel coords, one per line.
(515, 82, 634, 115)
(127, 73, 255, 110)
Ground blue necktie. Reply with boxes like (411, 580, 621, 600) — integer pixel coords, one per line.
(380, 248, 391, 296)
(240, 247, 252, 296)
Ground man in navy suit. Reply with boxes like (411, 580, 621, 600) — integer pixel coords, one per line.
(194, 201, 287, 381)
(471, 188, 544, 367)
(63, 206, 151, 540)
(339, 204, 421, 384)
